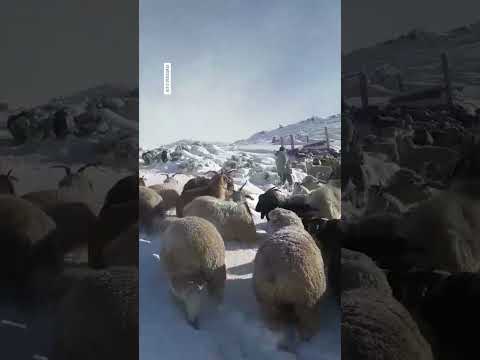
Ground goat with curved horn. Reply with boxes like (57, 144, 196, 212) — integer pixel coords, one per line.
(239, 181, 248, 192)
(203, 170, 219, 177)
(266, 186, 279, 192)
(51, 165, 72, 175)
(7, 169, 19, 181)
(77, 162, 100, 173)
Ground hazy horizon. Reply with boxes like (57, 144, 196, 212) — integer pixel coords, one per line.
(1, 1, 138, 109)
(343, 0, 480, 54)
(140, 0, 341, 149)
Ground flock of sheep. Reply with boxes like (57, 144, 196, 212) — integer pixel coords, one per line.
(0, 164, 138, 359)
(339, 102, 480, 359)
(3, 98, 479, 358)
(139, 165, 342, 353)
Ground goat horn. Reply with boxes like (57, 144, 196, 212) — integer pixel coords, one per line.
(7, 169, 13, 177)
(77, 162, 99, 173)
(51, 165, 71, 175)
(239, 181, 247, 192)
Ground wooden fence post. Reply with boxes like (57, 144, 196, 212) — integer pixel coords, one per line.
(441, 52, 453, 107)
(359, 72, 369, 110)
(325, 127, 330, 151)
(397, 74, 404, 92)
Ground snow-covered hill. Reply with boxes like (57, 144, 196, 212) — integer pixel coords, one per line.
(235, 115, 340, 151)
(343, 23, 480, 95)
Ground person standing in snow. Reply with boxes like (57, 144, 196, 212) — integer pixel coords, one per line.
(161, 149, 169, 163)
(275, 146, 292, 186)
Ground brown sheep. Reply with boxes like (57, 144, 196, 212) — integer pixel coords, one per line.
(176, 173, 231, 217)
(148, 184, 180, 210)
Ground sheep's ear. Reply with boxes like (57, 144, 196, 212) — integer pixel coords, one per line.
(7, 169, 13, 177)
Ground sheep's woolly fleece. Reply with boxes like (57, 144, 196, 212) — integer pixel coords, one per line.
(139, 142, 340, 360)
(342, 288, 434, 360)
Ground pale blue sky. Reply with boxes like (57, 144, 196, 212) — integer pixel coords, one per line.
(140, 0, 341, 148)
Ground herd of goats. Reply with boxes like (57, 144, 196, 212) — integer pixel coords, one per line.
(1, 101, 480, 359)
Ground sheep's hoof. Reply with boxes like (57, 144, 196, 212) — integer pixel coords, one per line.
(189, 318, 200, 330)
(278, 326, 299, 354)
(277, 339, 298, 354)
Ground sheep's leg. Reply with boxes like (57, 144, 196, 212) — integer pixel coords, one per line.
(207, 265, 226, 304)
(296, 305, 320, 341)
(278, 325, 299, 354)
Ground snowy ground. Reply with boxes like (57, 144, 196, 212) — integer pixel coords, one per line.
(139, 143, 341, 360)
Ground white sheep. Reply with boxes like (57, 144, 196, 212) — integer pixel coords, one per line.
(139, 186, 162, 228)
(183, 195, 256, 243)
(301, 175, 320, 191)
(395, 188, 480, 272)
(160, 216, 226, 328)
(307, 184, 341, 219)
(395, 134, 459, 176)
(292, 182, 311, 195)
(364, 185, 406, 216)
(341, 248, 392, 295)
(384, 168, 432, 205)
(21, 163, 99, 214)
(266, 207, 305, 233)
(53, 163, 97, 209)
(0, 195, 58, 289)
(254, 208, 326, 341)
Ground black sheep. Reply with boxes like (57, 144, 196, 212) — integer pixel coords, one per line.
(254, 186, 316, 220)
